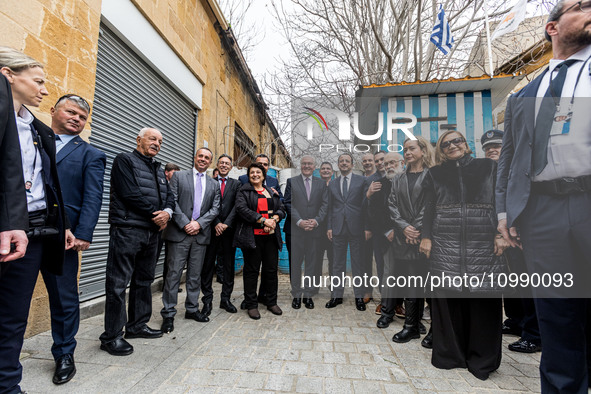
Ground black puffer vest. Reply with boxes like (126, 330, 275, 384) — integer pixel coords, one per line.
(425, 155, 505, 293)
(109, 150, 168, 230)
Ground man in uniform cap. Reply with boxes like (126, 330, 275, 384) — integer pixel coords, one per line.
(480, 129, 503, 161)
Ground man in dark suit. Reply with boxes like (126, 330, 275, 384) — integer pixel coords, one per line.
(201, 154, 241, 315)
(238, 154, 283, 200)
(41, 95, 106, 385)
(238, 153, 283, 309)
(0, 52, 74, 394)
(496, 3, 591, 391)
(161, 148, 220, 333)
(284, 155, 328, 309)
(326, 152, 370, 311)
(99, 128, 174, 356)
(0, 73, 28, 264)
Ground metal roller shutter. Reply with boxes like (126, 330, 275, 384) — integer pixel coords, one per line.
(80, 23, 197, 301)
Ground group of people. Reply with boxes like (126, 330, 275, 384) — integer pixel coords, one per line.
(0, 1, 590, 392)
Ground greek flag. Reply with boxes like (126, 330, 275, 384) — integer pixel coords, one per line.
(430, 5, 454, 55)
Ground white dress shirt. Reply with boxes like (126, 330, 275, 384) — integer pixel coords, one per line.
(16, 106, 46, 212)
(534, 45, 591, 181)
(55, 133, 76, 154)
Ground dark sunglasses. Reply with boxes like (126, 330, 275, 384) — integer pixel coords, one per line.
(441, 137, 465, 149)
(556, 0, 591, 19)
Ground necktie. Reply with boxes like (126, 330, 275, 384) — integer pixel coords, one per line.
(55, 134, 64, 153)
(533, 59, 578, 175)
(220, 178, 226, 197)
(192, 173, 203, 220)
(305, 177, 311, 200)
(342, 176, 348, 198)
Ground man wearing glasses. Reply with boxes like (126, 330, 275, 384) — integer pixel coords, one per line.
(43, 95, 106, 384)
(497, 1, 591, 391)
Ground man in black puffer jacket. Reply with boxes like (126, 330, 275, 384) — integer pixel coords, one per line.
(99, 128, 175, 356)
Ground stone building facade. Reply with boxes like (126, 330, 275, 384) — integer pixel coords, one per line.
(1, 0, 290, 336)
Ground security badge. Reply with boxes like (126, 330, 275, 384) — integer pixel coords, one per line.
(550, 104, 572, 136)
(486, 131, 494, 138)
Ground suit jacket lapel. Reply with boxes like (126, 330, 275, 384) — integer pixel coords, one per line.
(56, 135, 83, 164)
(523, 68, 548, 140)
(187, 170, 195, 208)
(296, 176, 307, 201)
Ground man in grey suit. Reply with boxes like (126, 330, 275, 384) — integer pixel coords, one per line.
(161, 148, 220, 333)
(326, 152, 370, 311)
(496, 2, 591, 391)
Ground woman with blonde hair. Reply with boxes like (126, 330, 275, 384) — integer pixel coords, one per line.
(378, 136, 435, 343)
(0, 47, 72, 393)
(419, 130, 508, 380)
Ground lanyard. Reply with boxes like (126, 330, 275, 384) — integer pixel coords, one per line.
(27, 125, 42, 183)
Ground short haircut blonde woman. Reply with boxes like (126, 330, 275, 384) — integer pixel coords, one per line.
(435, 130, 472, 165)
(0, 46, 44, 72)
(403, 135, 436, 169)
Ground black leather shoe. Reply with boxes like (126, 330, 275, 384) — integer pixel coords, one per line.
(303, 297, 314, 309)
(292, 298, 302, 309)
(377, 315, 394, 329)
(508, 338, 542, 353)
(355, 298, 366, 311)
(220, 300, 237, 313)
(240, 300, 247, 310)
(52, 354, 76, 385)
(100, 338, 134, 356)
(325, 298, 343, 308)
(185, 311, 210, 322)
(502, 323, 521, 336)
(161, 317, 174, 333)
(124, 326, 163, 339)
(421, 329, 433, 349)
(419, 321, 427, 334)
(201, 302, 213, 317)
(392, 326, 421, 343)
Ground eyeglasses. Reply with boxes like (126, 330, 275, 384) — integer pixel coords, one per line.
(55, 94, 91, 112)
(556, 0, 591, 19)
(440, 137, 466, 149)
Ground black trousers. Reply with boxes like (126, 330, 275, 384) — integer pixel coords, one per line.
(242, 235, 279, 309)
(100, 226, 159, 343)
(381, 258, 426, 318)
(0, 239, 43, 394)
(332, 228, 364, 298)
(41, 248, 80, 360)
(431, 295, 502, 381)
(202, 229, 236, 304)
(519, 190, 591, 393)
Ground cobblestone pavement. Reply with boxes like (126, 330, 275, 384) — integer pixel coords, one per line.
(21, 274, 541, 393)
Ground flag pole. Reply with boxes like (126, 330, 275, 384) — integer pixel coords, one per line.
(483, 0, 495, 76)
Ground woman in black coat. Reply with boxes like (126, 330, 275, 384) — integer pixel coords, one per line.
(233, 162, 285, 320)
(419, 130, 509, 381)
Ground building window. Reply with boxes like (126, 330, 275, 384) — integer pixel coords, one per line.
(233, 124, 255, 167)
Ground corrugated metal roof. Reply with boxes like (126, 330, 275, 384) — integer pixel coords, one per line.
(361, 73, 526, 108)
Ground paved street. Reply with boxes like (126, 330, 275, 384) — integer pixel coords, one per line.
(21, 274, 541, 393)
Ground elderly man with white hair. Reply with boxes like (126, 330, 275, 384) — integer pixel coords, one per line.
(99, 127, 175, 356)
